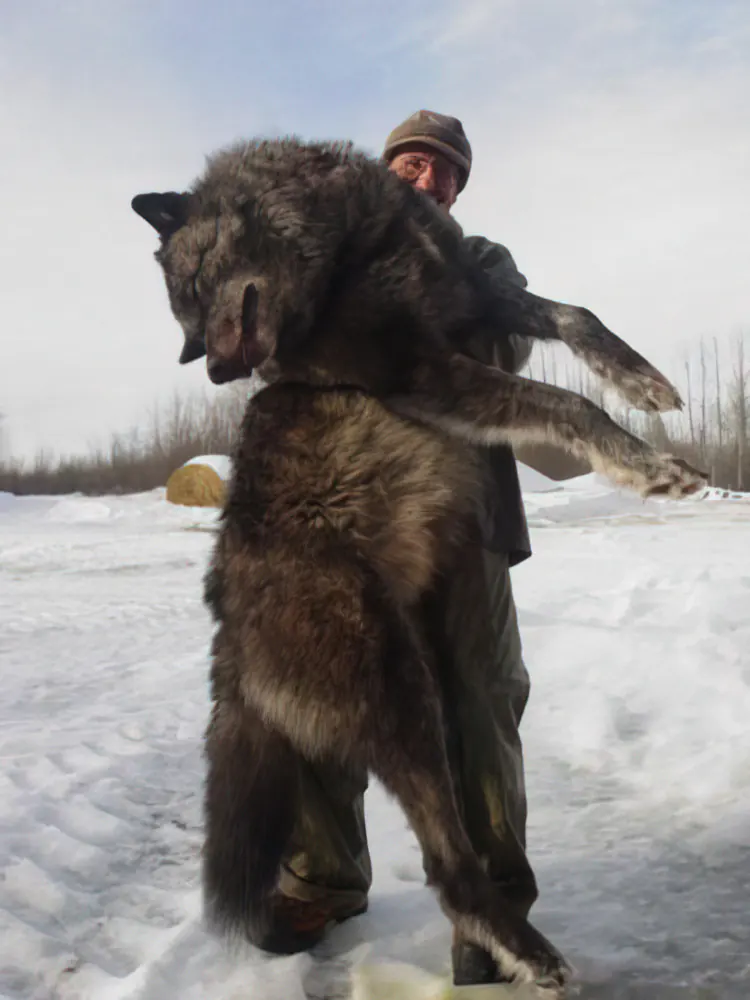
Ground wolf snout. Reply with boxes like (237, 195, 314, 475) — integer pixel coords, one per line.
(206, 358, 240, 385)
(204, 283, 262, 385)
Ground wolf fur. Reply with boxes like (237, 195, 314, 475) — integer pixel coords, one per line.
(132, 136, 705, 994)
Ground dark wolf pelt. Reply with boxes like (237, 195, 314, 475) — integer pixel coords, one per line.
(132, 137, 705, 993)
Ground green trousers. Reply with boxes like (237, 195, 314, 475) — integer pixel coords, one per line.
(278, 543, 538, 918)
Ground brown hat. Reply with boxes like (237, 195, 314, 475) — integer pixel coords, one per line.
(383, 110, 472, 191)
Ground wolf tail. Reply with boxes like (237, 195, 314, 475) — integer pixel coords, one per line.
(202, 699, 297, 944)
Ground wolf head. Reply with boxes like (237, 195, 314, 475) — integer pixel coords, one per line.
(131, 181, 274, 385)
(132, 138, 427, 386)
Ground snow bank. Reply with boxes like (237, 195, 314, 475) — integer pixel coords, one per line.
(45, 497, 114, 523)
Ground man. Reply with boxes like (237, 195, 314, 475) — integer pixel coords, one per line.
(256, 110, 560, 987)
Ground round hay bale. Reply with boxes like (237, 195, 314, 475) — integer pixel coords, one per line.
(165, 462, 226, 508)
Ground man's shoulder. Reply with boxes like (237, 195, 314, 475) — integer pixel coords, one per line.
(462, 234, 528, 290)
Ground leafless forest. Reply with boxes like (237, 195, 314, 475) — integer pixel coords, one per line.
(1, 334, 747, 495)
(523, 332, 748, 490)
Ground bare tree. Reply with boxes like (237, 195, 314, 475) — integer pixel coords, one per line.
(685, 359, 696, 448)
(699, 342, 707, 461)
(734, 334, 747, 490)
(714, 336, 723, 451)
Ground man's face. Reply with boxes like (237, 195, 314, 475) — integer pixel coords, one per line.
(388, 143, 460, 212)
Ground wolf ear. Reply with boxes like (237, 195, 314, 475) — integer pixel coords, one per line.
(131, 191, 190, 238)
(179, 335, 207, 365)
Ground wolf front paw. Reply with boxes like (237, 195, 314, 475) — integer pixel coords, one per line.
(642, 454, 708, 499)
(614, 452, 708, 499)
(612, 368, 684, 414)
(559, 306, 684, 413)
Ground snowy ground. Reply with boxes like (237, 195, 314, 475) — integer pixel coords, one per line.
(2, 471, 750, 999)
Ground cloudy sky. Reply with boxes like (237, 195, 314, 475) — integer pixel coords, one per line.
(2, 0, 748, 459)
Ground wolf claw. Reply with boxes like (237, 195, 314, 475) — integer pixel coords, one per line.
(610, 369, 685, 414)
(611, 452, 708, 500)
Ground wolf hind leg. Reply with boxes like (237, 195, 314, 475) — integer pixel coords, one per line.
(353, 594, 569, 993)
(238, 559, 567, 990)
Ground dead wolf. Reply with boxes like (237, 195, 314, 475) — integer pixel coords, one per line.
(132, 136, 705, 993)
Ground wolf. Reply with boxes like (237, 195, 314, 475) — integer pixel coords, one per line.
(132, 136, 705, 994)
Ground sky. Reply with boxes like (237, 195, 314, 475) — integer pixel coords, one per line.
(1, 0, 748, 460)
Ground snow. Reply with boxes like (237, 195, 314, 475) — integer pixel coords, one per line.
(1, 473, 749, 999)
(45, 498, 116, 523)
(517, 463, 559, 494)
(182, 455, 233, 481)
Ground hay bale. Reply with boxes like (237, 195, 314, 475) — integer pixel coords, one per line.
(165, 462, 226, 508)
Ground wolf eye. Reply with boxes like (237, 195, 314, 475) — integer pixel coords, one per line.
(191, 274, 200, 301)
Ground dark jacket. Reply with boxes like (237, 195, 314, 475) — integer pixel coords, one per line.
(459, 234, 533, 567)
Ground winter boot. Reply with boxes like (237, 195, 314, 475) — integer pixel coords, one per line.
(253, 890, 368, 955)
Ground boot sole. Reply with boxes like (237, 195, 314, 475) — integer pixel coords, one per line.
(256, 900, 369, 955)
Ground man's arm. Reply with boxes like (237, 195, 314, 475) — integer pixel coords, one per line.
(461, 234, 533, 374)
